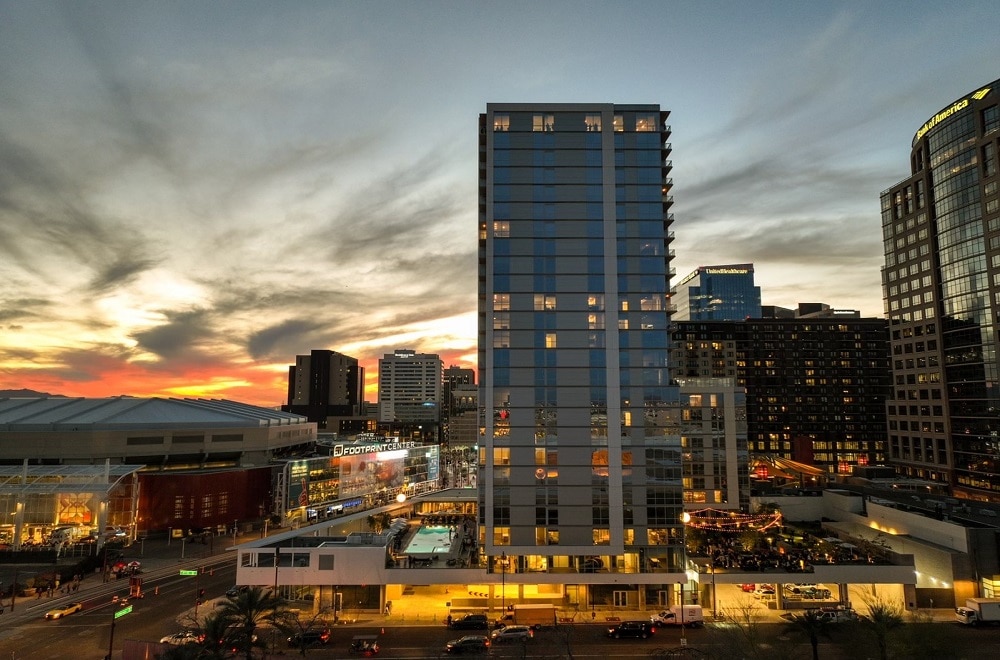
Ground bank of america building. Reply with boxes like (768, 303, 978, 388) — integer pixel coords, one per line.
(478, 103, 733, 604)
(881, 80, 1000, 500)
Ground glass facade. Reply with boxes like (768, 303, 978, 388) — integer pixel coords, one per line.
(284, 439, 440, 519)
(882, 80, 1000, 498)
(479, 104, 686, 572)
(673, 264, 762, 321)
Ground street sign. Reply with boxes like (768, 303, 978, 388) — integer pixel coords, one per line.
(114, 605, 133, 619)
(179, 569, 198, 576)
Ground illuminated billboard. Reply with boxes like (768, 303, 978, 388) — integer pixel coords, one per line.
(285, 440, 439, 509)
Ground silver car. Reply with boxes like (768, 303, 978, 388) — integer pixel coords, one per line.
(491, 624, 533, 642)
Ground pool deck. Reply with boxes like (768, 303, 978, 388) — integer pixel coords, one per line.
(399, 521, 475, 567)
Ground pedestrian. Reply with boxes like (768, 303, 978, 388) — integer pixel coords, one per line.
(447, 614, 452, 627)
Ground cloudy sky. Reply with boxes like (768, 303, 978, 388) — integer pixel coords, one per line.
(2, 1, 999, 407)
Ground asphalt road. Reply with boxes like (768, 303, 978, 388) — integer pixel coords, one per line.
(3, 565, 1000, 660)
(0, 557, 236, 659)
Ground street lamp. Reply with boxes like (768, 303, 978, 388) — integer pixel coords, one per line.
(500, 552, 507, 614)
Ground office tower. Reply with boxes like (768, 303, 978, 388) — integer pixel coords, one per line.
(672, 313, 890, 474)
(673, 264, 762, 321)
(881, 79, 1000, 499)
(283, 349, 365, 431)
(378, 349, 443, 426)
(478, 103, 691, 582)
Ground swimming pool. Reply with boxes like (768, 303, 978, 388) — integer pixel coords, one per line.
(402, 525, 456, 556)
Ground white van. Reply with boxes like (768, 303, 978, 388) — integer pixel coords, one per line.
(650, 604, 704, 627)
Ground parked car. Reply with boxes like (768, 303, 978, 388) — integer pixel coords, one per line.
(445, 635, 491, 653)
(225, 585, 249, 598)
(754, 584, 776, 598)
(450, 613, 490, 630)
(44, 602, 83, 619)
(491, 624, 533, 642)
(607, 620, 656, 639)
(160, 631, 203, 645)
(287, 629, 331, 647)
(784, 583, 831, 599)
(739, 583, 756, 592)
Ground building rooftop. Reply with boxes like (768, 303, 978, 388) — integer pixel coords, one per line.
(0, 396, 308, 431)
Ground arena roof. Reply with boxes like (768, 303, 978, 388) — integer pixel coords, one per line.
(0, 397, 308, 432)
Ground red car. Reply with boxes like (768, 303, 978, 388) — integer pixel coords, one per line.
(740, 583, 755, 592)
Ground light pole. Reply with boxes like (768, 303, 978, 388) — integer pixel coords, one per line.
(711, 562, 717, 621)
(500, 552, 507, 615)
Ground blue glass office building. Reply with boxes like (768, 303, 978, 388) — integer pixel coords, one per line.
(478, 104, 687, 580)
(673, 264, 762, 321)
(881, 80, 1000, 500)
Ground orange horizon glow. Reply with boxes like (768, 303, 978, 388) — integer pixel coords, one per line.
(6, 348, 477, 410)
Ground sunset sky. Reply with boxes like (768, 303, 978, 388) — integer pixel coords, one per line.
(2, 1, 999, 407)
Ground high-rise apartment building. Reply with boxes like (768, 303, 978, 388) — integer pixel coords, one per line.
(283, 349, 366, 432)
(478, 103, 691, 590)
(881, 79, 1000, 500)
(672, 315, 890, 474)
(377, 349, 443, 426)
(442, 366, 478, 448)
(673, 264, 762, 321)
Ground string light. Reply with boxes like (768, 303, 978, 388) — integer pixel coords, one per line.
(681, 507, 783, 533)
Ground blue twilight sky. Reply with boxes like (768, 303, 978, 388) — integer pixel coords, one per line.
(1, 1, 999, 405)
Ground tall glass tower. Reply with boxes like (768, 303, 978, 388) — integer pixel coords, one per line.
(478, 104, 687, 582)
(672, 264, 762, 321)
(881, 80, 1000, 500)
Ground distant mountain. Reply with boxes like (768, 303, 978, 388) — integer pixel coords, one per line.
(0, 389, 65, 398)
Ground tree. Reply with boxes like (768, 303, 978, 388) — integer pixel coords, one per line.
(159, 612, 236, 660)
(783, 609, 832, 660)
(366, 512, 393, 534)
(215, 586, 285, 660)
(857, 590, 904, 660)
(709, 596, 769, 660)
(271, 606, 334, 657)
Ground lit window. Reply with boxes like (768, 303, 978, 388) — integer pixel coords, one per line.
(613, 115, 624, 132)
(635, 113, 657, 132)
(493, 220, 510, 237)
(493, 113, 509, 132)
(533, 114, 554, 132)
(545, 333, 557, 348)
(534, 294, 557, 310)
(585, 114, 602, 132)
(494, 527, 510, 546)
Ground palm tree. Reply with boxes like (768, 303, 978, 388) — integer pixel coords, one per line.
(158, 612, 234, 660)
(215, 586, 285, 660)
(366, 512, 393, 534)
(784, 609, 831, 660)
(858, 595, 904, 660)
